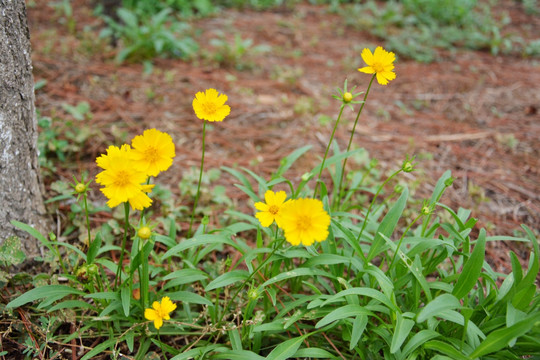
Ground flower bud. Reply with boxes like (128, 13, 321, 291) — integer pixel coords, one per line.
(402, 161, 414, 173)
(343, 92, 353, 103)
(444, 176, 455, 187)
(421, 206, 431, 215)
(75, 183, 86, 194)
(138, 226, 152, 239)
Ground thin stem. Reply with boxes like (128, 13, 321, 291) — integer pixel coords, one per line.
(219, 238, 286, 325)
(388, 213, 422, 272)
(83, 193, 92, 248)
(188, 120, 206, 238)
(115, 202, 130, 290)
(336, 74, 376, 209)
(313, 104, 345, 199)
(139, 243, 149, 310)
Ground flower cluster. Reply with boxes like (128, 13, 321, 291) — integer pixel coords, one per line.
(95, 129, 175, 210)
(255, 190, 331, 247)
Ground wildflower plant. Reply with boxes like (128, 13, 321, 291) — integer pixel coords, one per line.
(5, 46, 539, 360)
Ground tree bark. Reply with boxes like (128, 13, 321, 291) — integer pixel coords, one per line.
(0, 0, 51, 256)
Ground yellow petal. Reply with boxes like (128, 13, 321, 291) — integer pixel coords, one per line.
(145, 308, 158, 321)
(361, 48, 374, 65)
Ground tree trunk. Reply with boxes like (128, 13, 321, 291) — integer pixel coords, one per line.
(0, 0, 51, 256)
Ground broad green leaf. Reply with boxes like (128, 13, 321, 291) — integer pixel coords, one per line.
(423, 340, 469, 360)
(6, 285, 85, 309)
(47, 300, 94, 312)
(512, 284, 536, 311)
(205, 270, 249, 291)
(452, 229, 486, 299)
(229, 329, 243, 351)
(316, 304, 374, 328)
(265, 335, 306, 360)
(84, 291, 119, 300)
(469, 312, 540, 358)
(302, 254, 351, 268)
(367, 187, 408, 261)
(391, 313, 415, 353)
(417, 294, 461, 323)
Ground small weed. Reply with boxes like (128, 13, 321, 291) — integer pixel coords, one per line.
(210, 32, 271, 70)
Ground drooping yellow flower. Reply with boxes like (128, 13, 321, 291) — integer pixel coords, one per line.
(358, 46, 396, 86)
(95, 145, 152, 210)
(192, 88, 231, 122)
(279, 198, 331, 246)
(254, 190, 289, 228)
(144, 296, 177, 330)
(131, 129, 176, 177)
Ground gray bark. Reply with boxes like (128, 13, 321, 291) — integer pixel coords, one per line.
(0, 0, 51, 256)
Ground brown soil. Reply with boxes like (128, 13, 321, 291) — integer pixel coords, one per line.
(27, 1, 539, 273)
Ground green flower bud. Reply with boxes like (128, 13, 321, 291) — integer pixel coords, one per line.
(138, 226, 152, 239)
(75, 183, 86, 194)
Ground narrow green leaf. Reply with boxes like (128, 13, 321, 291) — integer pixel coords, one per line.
(163, 234, 236, 260)
(265, 336, 306, 360)
(452, 229, 486, 299)
(349, 315, 368, 350)
(80, 338, 117, 360)
(168, 290, 213, 306)
(509, 251, 523, 285)
(322, 287, 399, 313)
(212, 350, 265, 360)
(294, 347, 335, 358)
(316, 304, 373, 328)
(302, 254, 351, 268)
(512, 284, 536, 311)
(47, 300, 94, 312)
(469, 312, 540, 358)
(273, 145, 311, 178)
(367, 187, 408, 261)
(401, 330, 440, 359)
(229, 329, 243, 351)
(6, 285, 85, 309)
(391, 313, 415, 353)
(87, 231, 102, 264)
(261, 268, 331, 288)
(10, 220, 52, 252)
(423, 340, 469, 360)
(205, 270, 249, 291)
(417, 294, 461, 323)
(121, 285, 130, 317)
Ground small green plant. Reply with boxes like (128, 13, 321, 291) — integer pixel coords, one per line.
(101, 7, 199, 63)
(210, 32, 271, 70)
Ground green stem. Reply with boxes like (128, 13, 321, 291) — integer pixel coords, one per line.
(139, 243, 149, 310)
(388, 213, 422, 272)
(336, 74, 376, 209)
(115, 202, 130, 290)
(219, 238, 286, 325)
(83, 193, 92, 248)
(313, 104, 345, 199)
(188, 120, 206, 238)
(353, 169, 402, 260)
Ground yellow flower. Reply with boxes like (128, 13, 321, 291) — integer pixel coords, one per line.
(144, 296, 177, 330)
(358, 46, 396, 86)
(254, 190, 289, 228)
(279, 198, 331, 246)
(192, 88, 231, 122)
(131, 129, 176, 177)
(95, 145, 152, 210)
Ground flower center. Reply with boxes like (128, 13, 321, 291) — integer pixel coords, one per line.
(113, 170, 131, 187)
(144, 146, 160, 163)
(296, 215, 312, 232)
(269, 205, 280, 215)
(202, 101, 218, 115)
(372, 62, 385, 73)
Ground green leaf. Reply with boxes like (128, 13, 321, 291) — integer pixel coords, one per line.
(417, 294, 461, 323)
(468, 312, 540, 358)
(423, 340, 469, 360)
(0, 236, 26, 265)
(6, 285, 85, 309)
(349, 315, 368, 350)
(294, 347, 335, 358)
(47, 300, 95, 312)
(322, 287, 399, 313)
(302, 254, 351, 268)
(205, 270, 249, 291)
(80, 338, 117, 360)
(316, 304, 374, 328)
(452, 228, 486, 299)
(273, 145, 311, 178)
(10, 220, 53, 252)
(121, 285, 131, 317)
(401, 330, 440, 359)
(391, 313, 415, 353)
(265, 335, 306, 360)
(163, 234, 237, 260)
(167, 291, 213, 306)
(86, 231, 102, 264)
(261, 268, 332, 288)
(367, 187, 408, 261)
(212, 350, 265, 360)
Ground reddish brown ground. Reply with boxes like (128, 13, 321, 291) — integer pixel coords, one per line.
(27, 1, 539, 272)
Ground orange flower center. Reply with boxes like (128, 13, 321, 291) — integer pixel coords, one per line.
(296, 215, 311, 232)
(372, 62, 385, 73)
(113, 171, 131, 187)
(202, 101, 218, 115)
(144, 146, 160, 163)
(269, 205, 280, 215)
